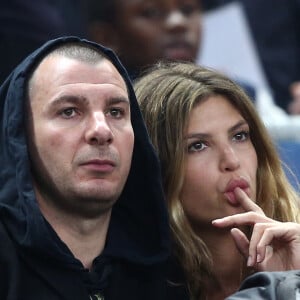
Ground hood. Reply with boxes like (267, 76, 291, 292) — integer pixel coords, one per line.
(0, 36, 169, 267)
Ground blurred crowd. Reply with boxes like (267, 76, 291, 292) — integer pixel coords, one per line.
(1, 0, 300, 141)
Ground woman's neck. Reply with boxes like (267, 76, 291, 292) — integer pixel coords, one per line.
(198, 227, 247, 300)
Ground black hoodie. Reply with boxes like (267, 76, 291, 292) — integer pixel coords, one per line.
(0, 36, 187, 300)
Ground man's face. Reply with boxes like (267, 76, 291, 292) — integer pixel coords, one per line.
(27, 54, 134, 218)
(113, 0, 202, 70)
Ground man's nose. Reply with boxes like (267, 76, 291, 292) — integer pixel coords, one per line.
(85, 112, 113, 145)
(219, 146, 240, 172)
(165, 11, 187, 31)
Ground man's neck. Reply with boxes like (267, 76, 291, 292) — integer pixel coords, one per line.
(55, 213, 111, 270)
(38, 197, 111, 270)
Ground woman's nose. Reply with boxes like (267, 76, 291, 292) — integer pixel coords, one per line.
(219, 146, 240, 172)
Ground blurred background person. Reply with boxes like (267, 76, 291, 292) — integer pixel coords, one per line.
(87, 0, 202, 80)
(87, 0, 256, 100)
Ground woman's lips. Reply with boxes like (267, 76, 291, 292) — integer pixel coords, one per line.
(224, 178, 250, 206)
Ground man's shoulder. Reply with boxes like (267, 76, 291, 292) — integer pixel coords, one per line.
(107, 258, 189, 300)
(0, 219, 18, 260)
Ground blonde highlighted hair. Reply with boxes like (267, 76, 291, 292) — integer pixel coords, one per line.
(134, 62, 300, 299)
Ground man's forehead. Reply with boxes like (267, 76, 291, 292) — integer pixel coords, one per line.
(28, 53, 130, 107)
(31, 53, 126, 89)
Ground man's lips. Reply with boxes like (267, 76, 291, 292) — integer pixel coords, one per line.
(80, 159, 115, 172)
(224, 178, 250, 205)
(164, 42, 194, 61)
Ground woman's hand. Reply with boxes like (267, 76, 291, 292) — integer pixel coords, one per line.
(212, 187, 300, 271)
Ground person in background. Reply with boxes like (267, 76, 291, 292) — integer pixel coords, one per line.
(0, 37, 186, 300)
(87, 0, 256, 101)
(134, 61, 300, 299)
(87, 0, 201, 80)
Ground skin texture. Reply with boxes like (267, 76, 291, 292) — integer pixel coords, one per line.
(90, 0, 202, 71)
(180, 95, 258, 229)
(27, 55, 134, 220)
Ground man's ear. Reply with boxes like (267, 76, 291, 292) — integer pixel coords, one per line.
(88, 21, 120, 53)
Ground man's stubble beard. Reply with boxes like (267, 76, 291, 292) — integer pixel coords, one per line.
(30, 160, 120, 219)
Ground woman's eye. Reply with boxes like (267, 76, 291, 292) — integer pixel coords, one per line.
(187, 141, 207, 153)
(60, 108, 77, 118)
(233, 131, 249, 142)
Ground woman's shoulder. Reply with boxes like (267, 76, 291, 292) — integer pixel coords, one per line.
(226, 270, 300, 300)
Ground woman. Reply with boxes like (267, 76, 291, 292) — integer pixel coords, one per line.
(134, 62, 300, 300)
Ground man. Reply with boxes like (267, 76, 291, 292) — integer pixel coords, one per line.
(87, 0, 255, 99)
(0, 37, 186, 299)
(87, 0, 202, 80)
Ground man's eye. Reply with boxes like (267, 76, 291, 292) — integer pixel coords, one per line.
(60, 108, 77, 118)
(108, 108, 124, 118)
(141, 6, 164, 19)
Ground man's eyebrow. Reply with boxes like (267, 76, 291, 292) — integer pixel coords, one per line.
(49, 95, 88, 107)
(48, 95, 130, 107)
(107, 96, 130, 105)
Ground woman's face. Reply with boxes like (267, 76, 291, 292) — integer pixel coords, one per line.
(180, 95, 257, 229)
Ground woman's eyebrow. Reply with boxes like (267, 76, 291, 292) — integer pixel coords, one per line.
(228, 120, 248, 134)
(185, 132, 209, 140)
(184, 120, 248, 140)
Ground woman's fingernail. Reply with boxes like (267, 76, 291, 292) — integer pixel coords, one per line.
(257, 254, 262, 263)
(247, 256, 253, 266)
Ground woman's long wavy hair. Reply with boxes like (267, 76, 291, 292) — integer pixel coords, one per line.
(134, 62, 300, 299)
